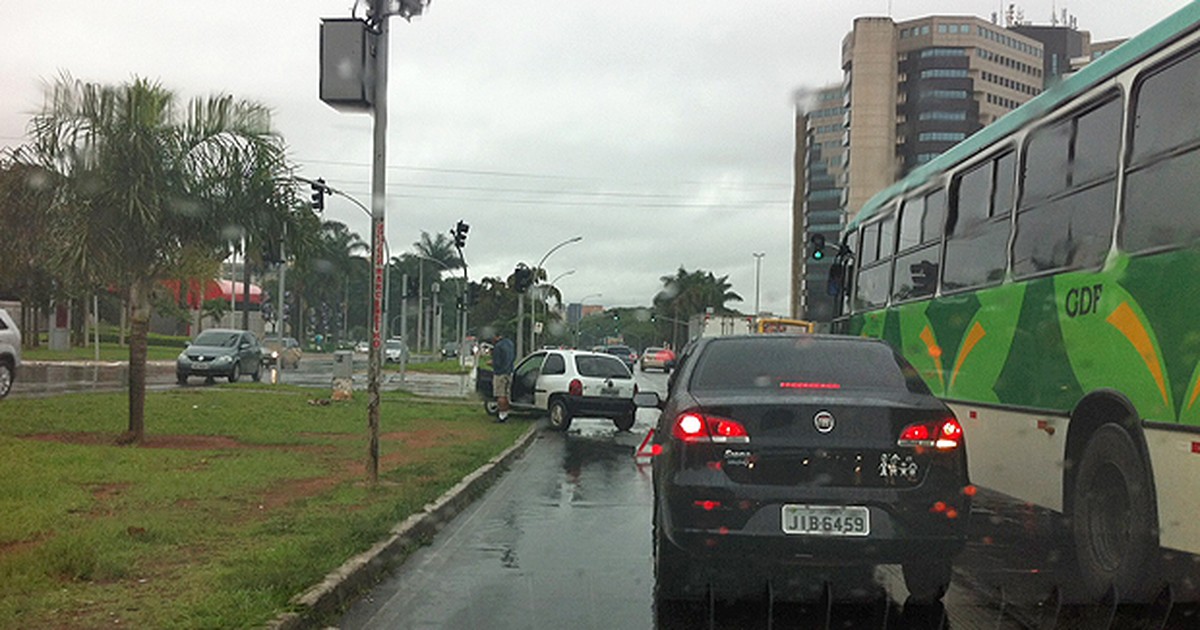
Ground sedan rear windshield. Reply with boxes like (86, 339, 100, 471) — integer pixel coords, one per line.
(690, 337, 928, 394)
(575, 355, 632, 379)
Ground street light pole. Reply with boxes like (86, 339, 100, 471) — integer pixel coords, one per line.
(753, 252, 765, 316)
(531, 236, 582, 353)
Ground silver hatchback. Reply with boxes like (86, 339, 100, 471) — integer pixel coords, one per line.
(0, 308, 21, 399)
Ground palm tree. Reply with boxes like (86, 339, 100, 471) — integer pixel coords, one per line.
(22, 74, 291, 443)
(655, 267, 743, 319)
(289, 220, 367, 345)
(413, 231, 462, 276)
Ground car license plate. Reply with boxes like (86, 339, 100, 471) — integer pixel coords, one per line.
(600, 387, 619, 397)
(782, 505, 870, 537)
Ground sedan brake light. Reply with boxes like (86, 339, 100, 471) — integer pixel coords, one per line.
(672, 412, 749, 443)
(898, 418, 963, 450)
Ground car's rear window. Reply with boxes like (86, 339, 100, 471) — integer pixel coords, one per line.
(575, 354, 631, 379)
(689, 337, 928, 393)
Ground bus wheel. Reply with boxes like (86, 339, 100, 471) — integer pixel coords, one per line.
(1071, 424, 1159, 602)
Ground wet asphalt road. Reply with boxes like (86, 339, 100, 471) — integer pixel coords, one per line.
(336, 370, 1013, 630)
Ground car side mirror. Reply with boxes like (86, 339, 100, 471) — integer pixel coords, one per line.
(634, 391, 664, 409)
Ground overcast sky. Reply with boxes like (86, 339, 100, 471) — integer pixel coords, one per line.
(0, 0, 1191, 313)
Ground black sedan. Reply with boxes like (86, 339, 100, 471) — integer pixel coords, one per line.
(639, 334, 970, 604)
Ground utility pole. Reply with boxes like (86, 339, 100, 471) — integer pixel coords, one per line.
(365, 0, 392, 484)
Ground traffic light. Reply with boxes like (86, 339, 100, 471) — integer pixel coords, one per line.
(452, 220, 469, 248)
(809, 233, 826, 260)
(513, 266, 533, 292)
(310, 178, 326, 212)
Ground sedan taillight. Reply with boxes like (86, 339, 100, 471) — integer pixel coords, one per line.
(898, 418, 963, 450)
(672, 412, 749, 443)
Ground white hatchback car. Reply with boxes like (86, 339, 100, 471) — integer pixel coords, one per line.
(0, 308, 22, 399)
(481, 349, 638, 431)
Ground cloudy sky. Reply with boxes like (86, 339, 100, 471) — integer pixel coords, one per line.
(0, 0, 1190, 313)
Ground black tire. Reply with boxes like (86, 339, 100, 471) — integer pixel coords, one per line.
(902, 559, 952, 603)
(176, 372, 188, 386)
(484, 400, 500, 416)
(1071, 424, 1160, 601)
(0, 359, 13, 398)
(614, 410, 636, 432)
(228, 361, 241, 383)
(548, 398, 573, 431)
(251, 362, 261, 382)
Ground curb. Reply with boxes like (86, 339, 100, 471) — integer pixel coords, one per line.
(264, 423, 540, 630)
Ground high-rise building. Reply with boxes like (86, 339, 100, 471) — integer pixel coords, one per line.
(791, 12, 1117, 322)
(791, 85, 846, 322)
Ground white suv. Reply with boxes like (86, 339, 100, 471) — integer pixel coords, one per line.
(0, 308, 22, 399)
(479, 349, 638, 431)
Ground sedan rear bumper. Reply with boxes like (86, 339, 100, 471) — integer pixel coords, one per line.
(566, 395, 634, 419)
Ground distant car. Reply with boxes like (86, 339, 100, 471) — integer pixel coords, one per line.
(261, 336, 302, 369)
(441, 341, 459, 358)
(642, 334, 970, 604)
(0, 308, 22, 399)
(177, 329, 263, 384)
(639, 346, 675, 372)
(385, 338, 408, 363)
(600, 344, 638, 369)
(354, 340, 369, 354)
(476, 349, 638, 431)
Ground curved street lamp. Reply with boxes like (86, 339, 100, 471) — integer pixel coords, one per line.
(518, 236, 582, 357)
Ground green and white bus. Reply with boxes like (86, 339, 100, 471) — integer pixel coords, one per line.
(825, 1, 1200, 601)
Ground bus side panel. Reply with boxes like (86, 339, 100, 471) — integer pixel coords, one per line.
(1114, 250, 1200, 426)
(943, 284, 1025, 404)
(1059, 261, 1176, 423)
(1145, 427, 1200, 555)
(949, 402, 1067, 511)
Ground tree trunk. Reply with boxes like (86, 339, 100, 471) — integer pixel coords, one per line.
(123, 281, 152, 444)
(242, 256, 252, 331)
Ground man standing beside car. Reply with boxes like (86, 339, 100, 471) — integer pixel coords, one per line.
(491, 331, 515, 423)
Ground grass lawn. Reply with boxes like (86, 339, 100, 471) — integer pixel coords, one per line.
(0, 386, 527, 629)
(22, 342, 182, 363)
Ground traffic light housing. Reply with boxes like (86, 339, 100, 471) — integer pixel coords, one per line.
(809, 233, 826, 260)
(513, 266, 533, 292)
(452, 220, 469, 248)
(311, 178, 326, 212)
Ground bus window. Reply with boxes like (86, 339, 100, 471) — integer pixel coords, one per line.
(943, 156, 1009, 292)
(855, 214, 895, 311)
(923, 188, 946, 241)
(892, 191, 942, 302)
(993, 151, 1017, 216)
(1125, 48, 1200, 253)
(1131, 45, 1200, 164)
(1022, 118, 1071, 205)
(1015, 96, 1120, 276)
(898, 199, 921, 252)
(861, 223, 880, 265)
